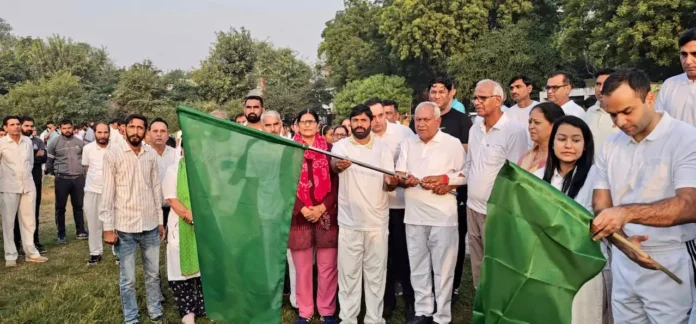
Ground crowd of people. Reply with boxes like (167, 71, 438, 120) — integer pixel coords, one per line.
(1, 28, 696, 324)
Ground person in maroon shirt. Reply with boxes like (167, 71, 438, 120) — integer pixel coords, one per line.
(289, 110, 339, 324)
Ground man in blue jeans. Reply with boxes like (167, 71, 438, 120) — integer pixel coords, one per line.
(100, 114, 165, 324)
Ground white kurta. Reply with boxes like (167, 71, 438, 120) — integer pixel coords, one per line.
(161, 162, 200, 281)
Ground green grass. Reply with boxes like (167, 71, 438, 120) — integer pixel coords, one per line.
(0, 180, 475, 323)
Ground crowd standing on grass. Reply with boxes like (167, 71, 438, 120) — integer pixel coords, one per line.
(2, 28, 696, 324)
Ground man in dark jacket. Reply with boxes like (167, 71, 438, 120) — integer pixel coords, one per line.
(46, 119, 87, 243)
(14, 116, 48, 254)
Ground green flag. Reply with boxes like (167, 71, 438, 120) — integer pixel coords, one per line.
(177, 106, 304, 323)
(473, 161, 606, 324)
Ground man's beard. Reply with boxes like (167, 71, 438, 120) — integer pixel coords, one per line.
(21, 130, 32, 137)
(246, 113, 260, 123)
(62, 131, 73, 138)
(96, 138, 109, 145)
(127, 134, 143, 146)
(352, 126, 371, 139)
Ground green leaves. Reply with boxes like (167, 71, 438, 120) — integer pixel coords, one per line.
(333, 74, 412, 119)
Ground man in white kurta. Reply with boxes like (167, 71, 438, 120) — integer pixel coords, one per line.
(655, 29, 696, 127)
(82, 123, 111, 265)
(591, 69, 696, 324)
(331, 104, 397, 324)
(0, 116, 48, 267)
(396, 102, 465, 324)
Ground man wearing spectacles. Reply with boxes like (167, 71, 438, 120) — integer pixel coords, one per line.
(466, 79, 528, 288)
(546, 71, 586, 118)
(243, 95, 265, 131)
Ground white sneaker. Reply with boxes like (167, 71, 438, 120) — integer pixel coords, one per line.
(25, 255, 48, 263)
(5, 260, 16, 267)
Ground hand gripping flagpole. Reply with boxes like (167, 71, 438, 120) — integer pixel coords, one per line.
(610, 234, 682, 284)
(305, 145, 458, 196)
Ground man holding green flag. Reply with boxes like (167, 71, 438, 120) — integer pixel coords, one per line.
(177, 106, 303, 323)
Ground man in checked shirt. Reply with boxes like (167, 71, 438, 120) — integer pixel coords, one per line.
(100, 114, 165, 324)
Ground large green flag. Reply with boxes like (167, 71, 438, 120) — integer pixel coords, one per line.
(177, 106, 304, 323)
(473, 161, 606, 324)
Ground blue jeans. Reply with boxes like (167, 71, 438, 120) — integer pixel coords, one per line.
(115, 228, 163, 324)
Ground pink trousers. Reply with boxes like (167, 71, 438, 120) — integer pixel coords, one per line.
(291, 247, 338, 318)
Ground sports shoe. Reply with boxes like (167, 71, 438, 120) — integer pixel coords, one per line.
(57, 237, 67, 244)
(76, 232, 89, 240)
(408, 315, 434, 324)
(150, 315, 164, 323)
(5, 260, 17, 268)
(321, 316, 337, 324)
(115, 256, 120, 265)
(25, 255, 48, 263)
(294, 317, 310, 324)
(452, 287, 460, 305)
(88, 255, 102, 266)
(36, 244, 47, 254)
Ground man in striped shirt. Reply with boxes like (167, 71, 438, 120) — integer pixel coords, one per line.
(100, 114, 165, 324)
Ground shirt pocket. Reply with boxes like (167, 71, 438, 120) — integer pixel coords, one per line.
(482, 143, 507, 168)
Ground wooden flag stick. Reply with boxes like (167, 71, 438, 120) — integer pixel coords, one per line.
(611, 233, 682, 284)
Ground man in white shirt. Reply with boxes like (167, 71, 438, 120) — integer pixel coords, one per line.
(655, 28, 696, 126)
(82, 122, 111, 266)
(383, 100, 401, 124)
(466, 80, 528, 287)
(0, 115, 49, 267)
(366, 99, 416, 320)
(261, 110, 283, 135)
(331, 104, 398, 324)
(584, 69, 620, 151)
(591, 69, 696, 324)
(396, 102, 464, 324)
(546, 71, 586, 118)
(101, 114, 164, 324)
(109, 118, 127, 148)
(148, 118, 178, 229)
(507, 75, 539, 129)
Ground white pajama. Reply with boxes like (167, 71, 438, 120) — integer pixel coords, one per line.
(287, 249, 297, 308)
(406, 225, 458, 324)
(572, 272, 604, 324)
(338, 228, 388, 324)
(1, 191, 39, 260)
(84, 191, 104, 256)
(612, 243, 695, 324)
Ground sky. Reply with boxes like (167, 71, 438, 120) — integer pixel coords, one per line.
(0, 0, 345, 71)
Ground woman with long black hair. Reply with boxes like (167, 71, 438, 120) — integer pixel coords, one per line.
(533, 115, 606, 324)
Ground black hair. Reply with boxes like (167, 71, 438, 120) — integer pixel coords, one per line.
(244, 95, 264, 108)
(125, 114, 149, 129)
(679, 28, 696, 48)
(166, 136, 176, 148)
(530, 102, 566, 125)
(548, 71, 572, 85)
(109, 118, 119, 125)
(583, 96, 597, 109)
(296, 109, 320, 123)
(149, 117, 168, 130)
(117, 118, 126, 126)
(46, 121, 55, 126)
(364, 98, 383, 107)
(595, 68, 616, 78)
(333, 125, 349, 135)
(509, 75, 532, 87)
(93, 122, 110, 133)
(3, 115, 21, 126)
(349, 104, 374, 121)
(601, 68, 651, 102)
(21, 116, 35, 124)
(59, 119, 73, 127)
(233, 112, 246, 121)
(429, 76, 454, 91)
(543, 116, 594, 199)
(321, 125, 332, 137)
(382, 99, 398, 110)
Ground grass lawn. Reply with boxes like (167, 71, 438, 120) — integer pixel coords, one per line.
(0, 179, 475, 323)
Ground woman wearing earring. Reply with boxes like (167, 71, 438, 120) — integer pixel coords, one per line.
(533, 115, 605, 323)
(517, 102, 565, 173)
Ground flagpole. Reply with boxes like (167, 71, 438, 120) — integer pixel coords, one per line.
(306, 146, 458, 196)
(611, 233, 682, 284)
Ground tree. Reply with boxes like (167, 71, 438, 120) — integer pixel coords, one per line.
(162, 69, 200, 103)
(0, 17, 12, 42)
(0, 70, 97, 125)
(112, 60, 169, 116)
(446, 19, 565, 101)
(318, 0, 393, 88)
(333, 74, 412, 119)
(379, 0, 534, 61)
(556, 0, 695, 77)
(192, 27, 257, 104)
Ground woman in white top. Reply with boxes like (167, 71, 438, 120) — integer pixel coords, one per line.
(162, 144, 205, 324)
(533, 115, 607, 324)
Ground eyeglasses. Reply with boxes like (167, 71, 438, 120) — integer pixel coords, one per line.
(334, 133, 347, 138)
(298, 120, 317, 126)
(472, 95, 500, 103)
(545, 84, 568, 92)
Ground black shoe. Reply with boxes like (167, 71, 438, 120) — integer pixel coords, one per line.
(406, 304, 416, 322)
(76, 232, 89, 240)
(408, 315, 433, 324)
(452, 287, 460, 305)
(57, 237, 67, 244)
(150, 315, 164, 323)
(17, 248, 25, 257)
(36, 244, 47, 254)
(88, 255, 102, 266)
(383, 305, 395, 320)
